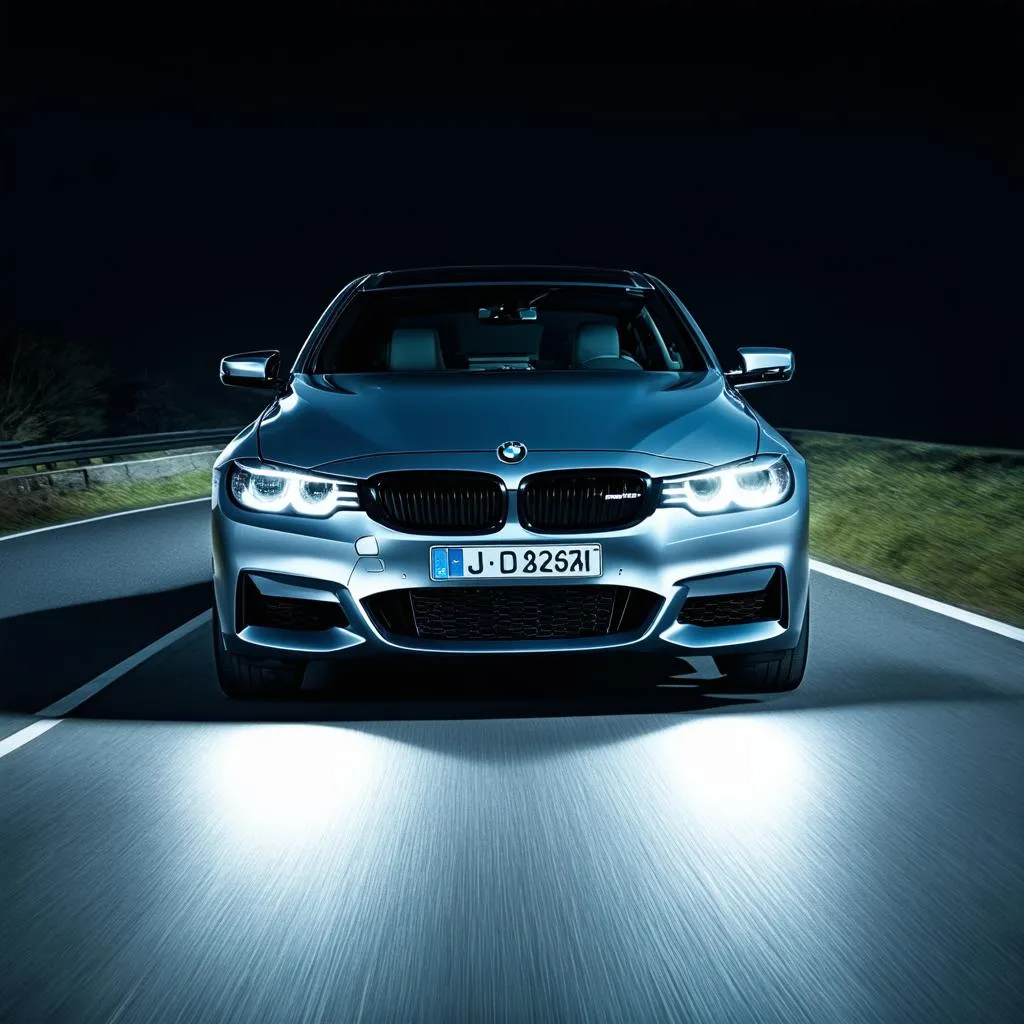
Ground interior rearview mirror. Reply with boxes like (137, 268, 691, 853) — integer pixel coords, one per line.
(724, 347, 794, 390)
(220, 350, 283, 389)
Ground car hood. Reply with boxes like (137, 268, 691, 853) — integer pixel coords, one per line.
(256, 372, 759, 470)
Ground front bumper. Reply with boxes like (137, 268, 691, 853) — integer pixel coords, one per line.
(211, 453, 810, 662)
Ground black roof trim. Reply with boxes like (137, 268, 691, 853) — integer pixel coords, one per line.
(363, 265, 654, 291)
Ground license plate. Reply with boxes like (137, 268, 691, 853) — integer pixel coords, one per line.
(430, 544, 602, 580)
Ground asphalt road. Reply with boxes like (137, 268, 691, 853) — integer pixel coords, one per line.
(1, 502, 1022, 1024)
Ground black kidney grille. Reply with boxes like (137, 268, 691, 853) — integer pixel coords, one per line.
(519, 472, 650, 532)
(369, 472, 506, 534)
(362, 586, 662, 641)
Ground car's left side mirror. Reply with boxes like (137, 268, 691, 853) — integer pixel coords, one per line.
(220, 350, 284, 390)
(723, 347, 794, 390)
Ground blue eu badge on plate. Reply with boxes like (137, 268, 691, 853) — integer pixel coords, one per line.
(431, 548, 449, 579)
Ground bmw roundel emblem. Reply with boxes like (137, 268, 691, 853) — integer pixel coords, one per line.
(497, 440, 528, 465)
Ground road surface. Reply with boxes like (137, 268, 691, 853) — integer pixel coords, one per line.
(1, 502, 1022, 1023)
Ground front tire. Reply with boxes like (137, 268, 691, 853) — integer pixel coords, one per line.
(712, 601, 810, 693)
(212, 604, 306, 699)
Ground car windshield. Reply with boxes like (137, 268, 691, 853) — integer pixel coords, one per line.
(311, 285, 707, 373)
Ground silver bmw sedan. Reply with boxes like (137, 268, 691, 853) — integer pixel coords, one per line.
(211, 266, 809, 698)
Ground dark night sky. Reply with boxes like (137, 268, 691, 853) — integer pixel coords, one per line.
(9, 1, 1023, 445)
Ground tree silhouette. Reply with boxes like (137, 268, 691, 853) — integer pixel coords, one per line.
(0, 331, 110, 442)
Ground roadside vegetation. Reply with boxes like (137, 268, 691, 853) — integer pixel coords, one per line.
(0, 327, 265, 443)
(0, 469, 212, 535)
(784, 430, 1024, 628)
(2, 432, 1021, 628)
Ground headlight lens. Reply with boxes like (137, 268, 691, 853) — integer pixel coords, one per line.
(660, 455, 793, 514)
(228, 460, 361, 516)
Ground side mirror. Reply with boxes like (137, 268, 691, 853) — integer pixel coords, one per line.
(220, 350, 283, 390)
(724, 347, 794, 390)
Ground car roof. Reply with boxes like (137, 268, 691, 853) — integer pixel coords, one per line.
(362, 265, 654, 291)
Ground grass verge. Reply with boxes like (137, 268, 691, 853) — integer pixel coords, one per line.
(0, 469, 212, 535)
(2, 437, 1022, 628)
(784, 431, 1024, 628)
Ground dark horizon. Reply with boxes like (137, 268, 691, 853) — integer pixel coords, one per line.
(9, 1, 1022, 446)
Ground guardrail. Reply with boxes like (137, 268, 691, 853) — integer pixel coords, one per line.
(0, 427, 241, 472)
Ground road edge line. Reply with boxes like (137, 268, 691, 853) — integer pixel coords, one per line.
(810, 559, 1024, 643)
(0, 497, 209, 542)
(0, 720, 63, 761)
(36, 610, 213, 719)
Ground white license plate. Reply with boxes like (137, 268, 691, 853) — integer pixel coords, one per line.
(430, 544, 602, 580)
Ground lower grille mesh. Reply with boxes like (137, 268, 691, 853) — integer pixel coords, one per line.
(363, 586, 662, 641)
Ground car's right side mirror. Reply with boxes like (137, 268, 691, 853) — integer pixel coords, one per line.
(723, 347, 794, 390)
(220, 350, 283, 390)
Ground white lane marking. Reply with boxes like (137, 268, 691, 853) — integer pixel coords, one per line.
(811, 559, 1024, 643)
(0, 497, 209, 542)
(0, 719, 63, 761)
(36, 610, 212, 718)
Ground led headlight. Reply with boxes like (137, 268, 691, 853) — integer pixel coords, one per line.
(228, 460, 361, 517)
(660, 454, 793, 514)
